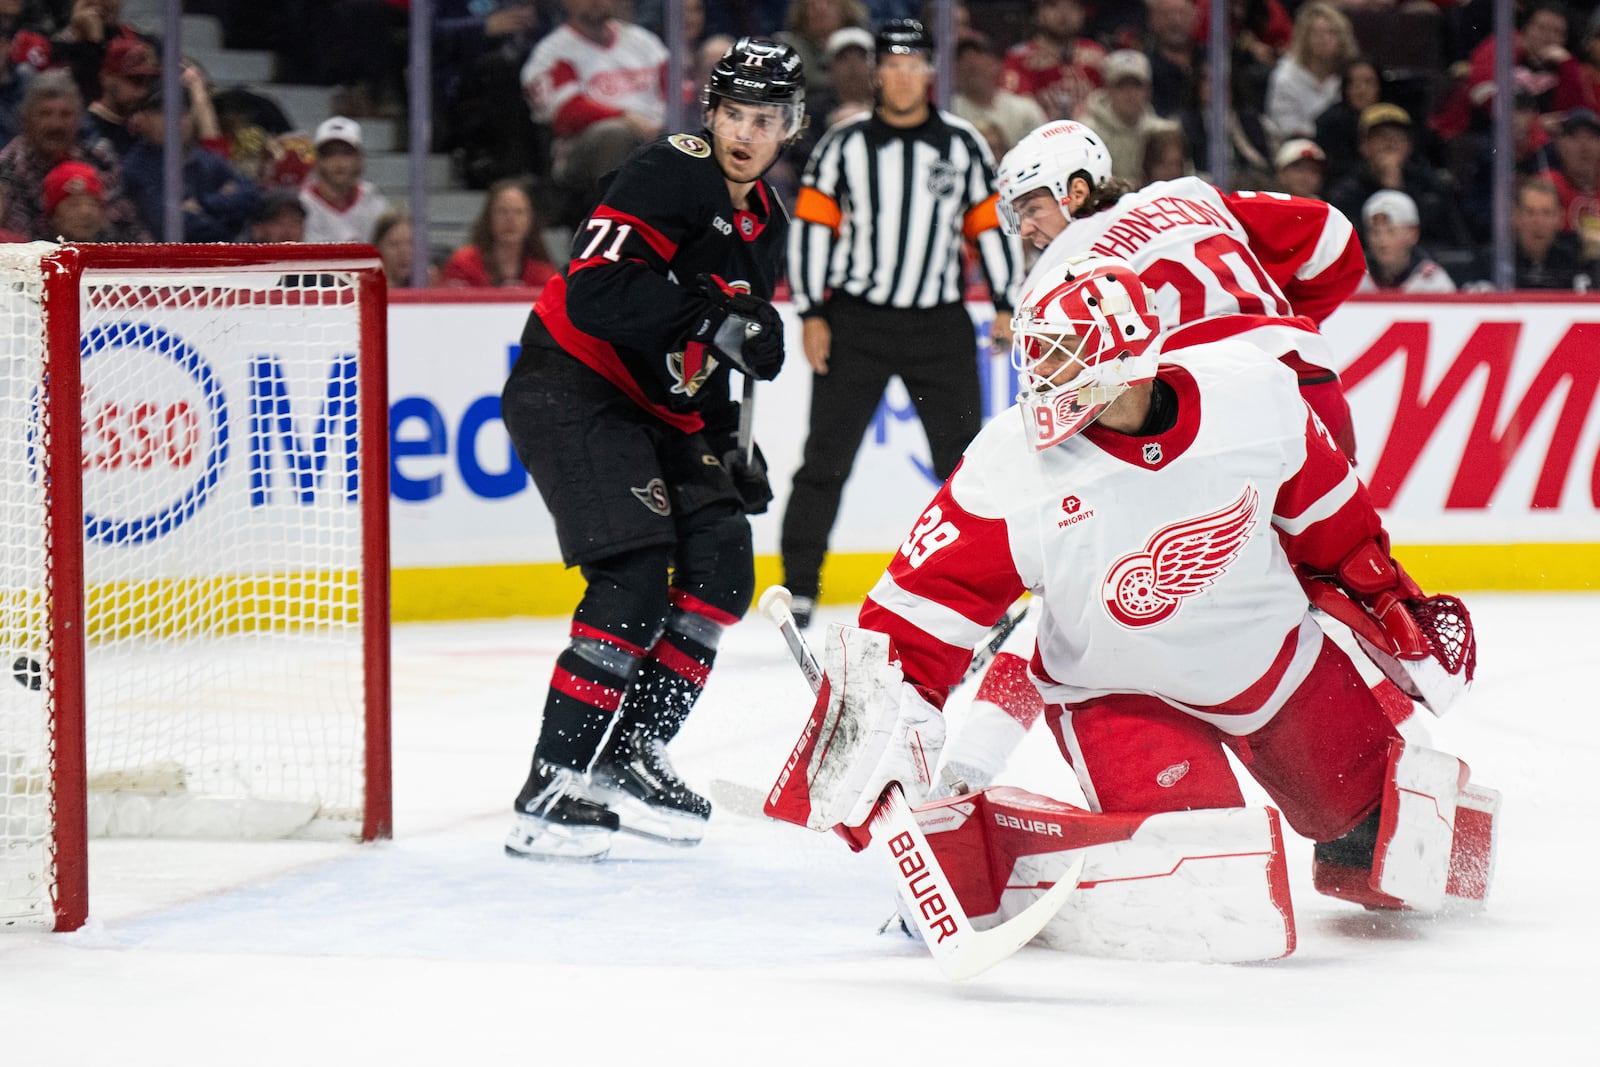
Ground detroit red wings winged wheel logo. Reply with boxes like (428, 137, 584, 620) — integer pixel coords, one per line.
(1101, 486, 1259, 628)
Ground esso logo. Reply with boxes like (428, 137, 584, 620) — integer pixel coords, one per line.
(80, 322, 228, 547)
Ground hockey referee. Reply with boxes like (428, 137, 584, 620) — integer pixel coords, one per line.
(780, 19, 1022, 627)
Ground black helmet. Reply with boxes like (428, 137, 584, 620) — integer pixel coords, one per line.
(705, 37, 805, 109)
(875, 18, 933, 59)
(703, 37, 806, 143)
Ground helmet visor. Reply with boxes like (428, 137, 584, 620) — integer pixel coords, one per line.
(998, 187, 1069, 238)
(708, 98, 804, 143)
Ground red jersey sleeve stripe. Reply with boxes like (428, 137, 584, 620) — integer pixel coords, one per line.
(1273, 406, 1383, 570)
(590, 205, 679, 262)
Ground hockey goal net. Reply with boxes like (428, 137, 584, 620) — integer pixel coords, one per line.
(0, 243, 391, 931)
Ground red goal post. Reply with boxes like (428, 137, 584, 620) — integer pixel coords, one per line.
(0, 243, 391, 932)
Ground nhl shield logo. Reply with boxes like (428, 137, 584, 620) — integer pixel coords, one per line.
(1142, 442, 1163, 465)
(631, 478, 672, 516)
(927, 160, 959, 198)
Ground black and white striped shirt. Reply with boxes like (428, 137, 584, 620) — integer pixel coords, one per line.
(788, 109, 1022, 315)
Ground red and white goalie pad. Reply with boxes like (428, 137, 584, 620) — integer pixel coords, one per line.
(1300, 541, 1477, 716)
(766, 625, 945, 835)
(912, 788, 1296, 963)
(1314, 738, 1499, 912)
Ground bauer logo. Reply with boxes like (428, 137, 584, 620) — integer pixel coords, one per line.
(80, 320, 361, 547)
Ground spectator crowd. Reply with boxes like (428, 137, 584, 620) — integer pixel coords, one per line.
(8, 0, 1600, 291)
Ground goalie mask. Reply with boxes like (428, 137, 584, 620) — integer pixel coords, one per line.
(996, 120, 1112, 237)
(703, 37, 806, 146)
(1012, 256, 1161, 450)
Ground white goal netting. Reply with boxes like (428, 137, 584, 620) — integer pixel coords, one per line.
(0, 244, 388, 929)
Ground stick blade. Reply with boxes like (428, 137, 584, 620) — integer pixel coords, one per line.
(943, 855, 1084, 980)
(873, 788, 1085, 981)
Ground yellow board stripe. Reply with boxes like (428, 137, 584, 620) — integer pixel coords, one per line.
(388, 545, 1600, 621)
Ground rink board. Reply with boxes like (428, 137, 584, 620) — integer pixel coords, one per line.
(381, 292, 1600, 618)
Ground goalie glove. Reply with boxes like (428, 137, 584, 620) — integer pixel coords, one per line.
(765, 624, 945, 846)
(1299, 538, 1477, 716)
(687, 274, 786, 381)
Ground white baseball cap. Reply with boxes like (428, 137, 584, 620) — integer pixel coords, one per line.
(314, 116, 363, 150)
(825, 27, 874, 61)
(1102, 49, 1151, 86)
(1362, 189, 1419, 228)
(1274, 138, 1326, 170)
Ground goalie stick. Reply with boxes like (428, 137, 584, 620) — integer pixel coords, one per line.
(757, 585, 1082, 981)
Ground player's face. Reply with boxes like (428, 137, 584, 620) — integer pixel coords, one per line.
(710, 102, 786, 183)
(1011, 188, 1069, 249)
(1023, 329, 1088, 387)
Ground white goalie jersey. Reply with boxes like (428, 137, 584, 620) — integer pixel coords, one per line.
(860, 339, 1385, 735)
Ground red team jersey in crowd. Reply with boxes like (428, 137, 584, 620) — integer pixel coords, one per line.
(521, 20, 669, 136)
(860, 340, 1380, 735)
(1002, 38, 1106, 121)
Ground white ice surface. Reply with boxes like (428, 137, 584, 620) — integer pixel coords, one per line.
(3, 593, 1593, 1064)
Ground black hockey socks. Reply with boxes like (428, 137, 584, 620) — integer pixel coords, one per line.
(533, 634, 647, 770)
(611, 591, 735, 743)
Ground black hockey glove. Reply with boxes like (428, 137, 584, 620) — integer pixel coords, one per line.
(723, 442, 774, 515)
(690, 274, 785, 381)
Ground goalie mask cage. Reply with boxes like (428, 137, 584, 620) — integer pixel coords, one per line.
(0, 243, 391, 932)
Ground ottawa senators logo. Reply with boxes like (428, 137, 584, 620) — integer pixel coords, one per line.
(1102, 487, 1258, 628)
(669, 133, 710, 157)
(630, 478, 671, 516)
(667, 345, 718, 397)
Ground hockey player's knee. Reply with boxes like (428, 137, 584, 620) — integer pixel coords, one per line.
(575, 545, 674, 650)
(673, 505, 756, 619)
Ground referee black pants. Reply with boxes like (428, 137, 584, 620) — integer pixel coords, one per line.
(780, 297, 981, 600)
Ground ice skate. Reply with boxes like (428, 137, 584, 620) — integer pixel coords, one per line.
(505, 759, 619, 862)
(587, 725, 711, 846)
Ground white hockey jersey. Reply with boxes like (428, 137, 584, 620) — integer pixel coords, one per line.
(521, 21, 668, 135)
(860, 340, 1383, 735)
(1019, 177, 1363, 366)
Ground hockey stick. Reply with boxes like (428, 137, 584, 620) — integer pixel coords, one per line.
(737, 372, 757, 464)
(966, 598, 1029, 682)
(758, 585, 1082, 981)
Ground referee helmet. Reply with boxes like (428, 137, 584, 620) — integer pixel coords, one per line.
(875, 18, 933, 58)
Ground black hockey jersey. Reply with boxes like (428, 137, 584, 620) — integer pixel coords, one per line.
(529, 132, 790, 436)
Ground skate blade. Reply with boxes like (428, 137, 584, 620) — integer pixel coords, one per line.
(590, 789, 708, 847)
(504, 815, 614, 861)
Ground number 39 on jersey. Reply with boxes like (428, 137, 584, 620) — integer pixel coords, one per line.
(901, 504, 960, 568)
